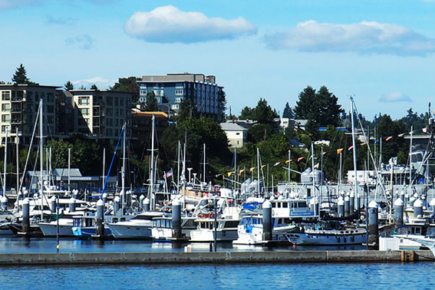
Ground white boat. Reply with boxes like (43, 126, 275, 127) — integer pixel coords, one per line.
(107, 211, 166, 239)
(287, 221, 367, 246)
(233, 214, 297, 245)
(397, 235, 435, 256)
(189, 217, 240, 242)
(151, 216, 196, 241)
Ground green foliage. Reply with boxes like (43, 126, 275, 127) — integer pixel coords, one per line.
(248, 124, 274, 143)
(110, 77, 139, 102)
(176, 99, 199, 122)
(239, 98, 278, 124)
(90, 84, 98, 90)
(64, 81, 74, 91)
(143, 91, 158, 112)
(12, 64, 38, 85)
(283, 102, 294, 118)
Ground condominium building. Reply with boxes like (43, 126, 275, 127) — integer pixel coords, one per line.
(137, 73, 225, 121)
(69, 90, 133, 141)
(0, 84, 58, 145)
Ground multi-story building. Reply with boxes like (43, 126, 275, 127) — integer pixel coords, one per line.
(220, 122, 248, 148)
(0, 84, 58, 145)
(137, 73, 225, 121)
(69, 90, 133, 142)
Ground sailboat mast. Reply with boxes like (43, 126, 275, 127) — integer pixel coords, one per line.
(121, 122, 126, 211)
(350, 98, 358, 198)
(3, 127, 8, 197)
(409, 126, 413, 185)
(39, 99, 44, 220)
(203, 143, 206, 185)
(311, 142, 316, 216)
(150, 116, 155, 210)
(257, 148, 260, 195)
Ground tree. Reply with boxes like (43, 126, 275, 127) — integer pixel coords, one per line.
(283, 102, 294, 118)
(144, 91, 159, 111)
(90, 84, 98, 90)
(12, 64, 37, 84)
(217, 90, 227, 121)
(176, 98, 199, 122)
(64, 81, 74, 91)
(239, 106, 255, 120)
(110, 77, 139, 102)
(252, 98, 278, 124)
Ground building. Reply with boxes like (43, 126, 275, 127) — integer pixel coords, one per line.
(137, 73, 224, 121)
(69, 90, 133, 142)
(220, 122, 248, 148)
(0, 84, 59, 145)
(132, 111, 169, 146)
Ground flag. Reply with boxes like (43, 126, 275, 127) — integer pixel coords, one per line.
(337, 148, 343, 154)
(398, 133, 405, 137)
(273, 162, 281, 166)
(360, 142, 367, 146)
(261, 165, 266, 169)
(322, 152, 327, 155)
(297, 157, 304, 162)
(385, 136, 393, 142)
(374, 139, 379, 143)
(250, 167, 256, 172)
(314, 163, 319, 169)
(227, 172, 233, 177)
(348, 145, 354, 151)
(238, 169, 244, 176)
(164, 170, 173, 179)
(285, 159, 292, 164)
(423, 127, 428, 133)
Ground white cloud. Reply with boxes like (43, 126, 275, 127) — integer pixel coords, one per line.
(65, 34, 95, 49)
(0, 0, 41, 9)
(124, 5, 257, 43)
(264, 20, 435, 56)
(72, 77, 116, 89)
(379, 92, 412, 102)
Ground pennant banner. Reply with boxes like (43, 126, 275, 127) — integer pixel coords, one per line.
(297, 157, 304, 162)
(385, 136, 393, 142)
(337, 148, 343, 154)
(273, 162, 281, 166)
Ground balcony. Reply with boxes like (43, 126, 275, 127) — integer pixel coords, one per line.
(11, 97, 25, 102)
(11, 119, 22, 124)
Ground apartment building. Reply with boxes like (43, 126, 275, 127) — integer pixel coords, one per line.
(69, 90, 133, 141)
(137, 73, 225, 121)
(0, 84, 58, 145)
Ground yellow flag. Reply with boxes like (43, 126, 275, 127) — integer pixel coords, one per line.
(261, 165, 266, 169)
(285, 159, 292, 164)
(227, 172, 233, 177)
(250, 167, 256, 172)
(337, 148, 343, 154)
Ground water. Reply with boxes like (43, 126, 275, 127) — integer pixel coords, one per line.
(0, 237, 433, 289)
(0, 262, 434, 289)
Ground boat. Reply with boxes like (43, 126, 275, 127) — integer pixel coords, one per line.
(287, 220, 367, 246)
(151, 216, 196, 241)
(396, 235, 435, 256)
(233, 214, 297, 245)
(107, 211, 166, 239)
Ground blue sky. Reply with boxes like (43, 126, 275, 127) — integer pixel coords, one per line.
(1, 0, 434, 121)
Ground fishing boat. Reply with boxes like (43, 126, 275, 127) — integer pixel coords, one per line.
(287, 220, 367, 246)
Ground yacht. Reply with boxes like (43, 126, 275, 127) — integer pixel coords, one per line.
(107, 211, 166, 239)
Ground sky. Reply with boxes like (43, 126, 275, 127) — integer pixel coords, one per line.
(1, 0, 435, 121)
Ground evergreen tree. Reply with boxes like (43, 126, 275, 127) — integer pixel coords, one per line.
(144, 91, 159, 111)
(110, 76, 139, 102)
(64, 81, 74, 91)
(282, 102, 294, 118)
(12, 64, 34, 84)
(90, 84, 99, 90)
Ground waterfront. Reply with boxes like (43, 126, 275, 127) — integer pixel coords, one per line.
(0, 262, 434, 289)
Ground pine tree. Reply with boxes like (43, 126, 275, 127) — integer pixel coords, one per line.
(64, 81, 74, 91)
(12, 64, 30, 84)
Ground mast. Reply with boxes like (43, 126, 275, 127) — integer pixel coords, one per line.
(288, 150, 291, 185)
(16, 128, 19, 197)
(121, 122, 126, 211)
(203, 143, 206, 185)
(39, 99, 44, 220)
(150, 116, 155, 210)
(102, 147, 105, 191)
(3, 127, 7, 197)
(409, 126, 413, 186)
(68, 148, 71, 192)
(257, 148, 260, 195)
(177, 141, 180, 193)
(350, 97, 358, 200)
(311, 142, 316, 216)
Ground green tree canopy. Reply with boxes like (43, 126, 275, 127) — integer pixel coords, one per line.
(144, 91, 159, 111)
(110, 76, 139, 102)
(90, 84, 99, 90)
(283, 102, 294, 118)
(12, 64, 37, 85)
(64, 81, 74, 91)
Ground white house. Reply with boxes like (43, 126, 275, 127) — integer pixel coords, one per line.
(220, 122, 248, 148)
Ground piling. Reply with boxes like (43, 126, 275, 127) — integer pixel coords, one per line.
(349, 192, 355, 212)
(113, 196, 120, 215)
(22, 198, 30, 234)
(69, 197, 76, 213)
(1, 195, 8, 210)
(139, 195, 145, 211)
(144, 198, 150, 212)
(50, 196, 56, 213)
(337, 197, 344, 217)
(368, 200, 379, 248)
(95, 199, 105, 238)
(172, 198, 182, 239)
(262, 200, 272, 241)
(394, 198, 404, 225)
(413, 199, 423, 218)
(430, 198, 435, 214)
(344, 196, 350, 217)
(102, 193, 108, 204)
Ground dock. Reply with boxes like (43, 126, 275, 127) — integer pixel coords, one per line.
(0, 250, 434, 266)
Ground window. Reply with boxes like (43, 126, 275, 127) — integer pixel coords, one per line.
(79, 108, 89, 116)
(2, 104, 10, 112)
(78, 97, 90, 105)
(1, 125, 10, 133)
(1, 114, 10, 122)
(1, 91, 10, 101)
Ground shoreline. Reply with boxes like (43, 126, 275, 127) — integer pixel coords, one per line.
(0, 250, 434, 266)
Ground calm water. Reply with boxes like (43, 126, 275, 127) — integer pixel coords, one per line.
(0, 236, 434, 289)
(0, 263, 434, 290)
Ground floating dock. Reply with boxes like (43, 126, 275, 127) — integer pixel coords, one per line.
(0, 250, 433, 266)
